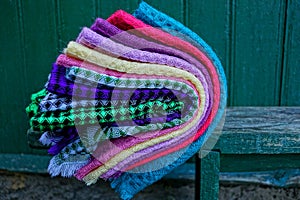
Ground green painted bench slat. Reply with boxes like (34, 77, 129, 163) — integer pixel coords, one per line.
(215, 107, 300, 154)
(0, 154, 51, 174)
(196, 107, 300, 200)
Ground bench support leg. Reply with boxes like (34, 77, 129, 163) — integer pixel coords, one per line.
(195, 150, 220, 200)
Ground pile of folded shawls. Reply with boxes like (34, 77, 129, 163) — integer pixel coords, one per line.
(25, 2, 227, 199)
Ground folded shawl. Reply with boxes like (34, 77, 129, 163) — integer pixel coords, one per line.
(26, 37, 206, 181)
(49, 6, 223, 191)
(101, 3, 227, 199)
(74, 10, 213, 184)
(25, 2, 227, 200)
(67, 19, 208, 182)
(62, 40, 208, 178)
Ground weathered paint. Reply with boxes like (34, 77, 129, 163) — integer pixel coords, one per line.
(281, 0, 300, 106)
(220, 154, 300, 172)
(198, 150, 220, 200)
(97, 0, 139, 19)
(215, 107, 300, 154)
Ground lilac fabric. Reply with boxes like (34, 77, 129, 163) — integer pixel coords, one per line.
(77, 27, 207, 88)
(90, 18, 213, 105)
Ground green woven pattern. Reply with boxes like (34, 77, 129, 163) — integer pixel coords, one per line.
(29, 98, 185, 132)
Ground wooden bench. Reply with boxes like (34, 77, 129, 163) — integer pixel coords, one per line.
(195, 107, 300, 199)
(1, 107, 299, 199)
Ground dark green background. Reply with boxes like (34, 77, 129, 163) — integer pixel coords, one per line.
(0, 0, 299, 155)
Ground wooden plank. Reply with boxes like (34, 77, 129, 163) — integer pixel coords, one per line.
(186, 0, 230, 103)
(216, 132, 300, 154)
(215, 107, 300, 154)
(56, 0, 95, 49)
(220, 169, 300, 187)
(22, 0, 58, 90)
(195, 151, 220, 200)
(97, 0, 139, 19)
(220, 154, 300, 172)
(198, 150, 220, 200)
(0, 0, 56, 154)
(0, 0, 28, 153)
(141, 0, 185, 23)
(186, 0, 229, 60)
(21, 0, 58, 154)
(281, 0, 300, 106)
(231, 0, 286, 106)
(0, 154, 51, 173)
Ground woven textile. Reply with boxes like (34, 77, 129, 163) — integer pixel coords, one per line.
(104, 3, 226, 199)
(25, 2, 227, 200)
(104, 8, 222, 164)
(63, 41, 209, 181)
(48, 138, 91, 177)
(59, 41, 206, 181)
(77, 3, 226, 198)
(29, 92, 186, 133)
(75, 11, 213, 184)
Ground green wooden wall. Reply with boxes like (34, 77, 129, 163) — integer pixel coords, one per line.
(0, 0, 299, 155)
